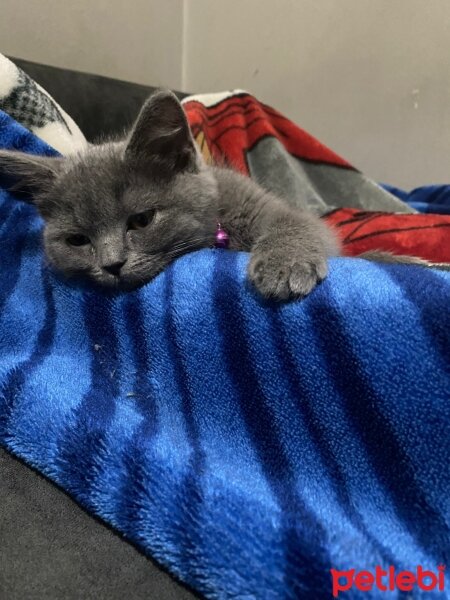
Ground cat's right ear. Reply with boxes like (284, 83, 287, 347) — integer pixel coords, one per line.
(124, 90, 200, 176)
(0, 150, 63, 202)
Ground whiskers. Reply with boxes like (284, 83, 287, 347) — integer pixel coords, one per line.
(163, 236, 209, 261)
(77, 235, 211, 291)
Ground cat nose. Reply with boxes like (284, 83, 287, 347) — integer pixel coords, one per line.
(103, 260, 126, 276)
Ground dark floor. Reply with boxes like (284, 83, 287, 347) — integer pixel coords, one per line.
(0, 449, 198, 600)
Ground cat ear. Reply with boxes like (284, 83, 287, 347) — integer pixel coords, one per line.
(125, 90, 200, 175)
(0, 150, 63, 201)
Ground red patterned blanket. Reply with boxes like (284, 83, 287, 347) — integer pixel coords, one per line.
(183, 91, 450, 263)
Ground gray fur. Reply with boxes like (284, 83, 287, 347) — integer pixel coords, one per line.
(213, 166, 338, 299)
(9, 89, 432, 300)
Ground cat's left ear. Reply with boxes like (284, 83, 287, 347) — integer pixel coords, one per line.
(125, 90, 200, 176)
(0, 150, 63, 201)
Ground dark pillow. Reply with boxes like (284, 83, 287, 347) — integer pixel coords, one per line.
(10, 57, 189, 142)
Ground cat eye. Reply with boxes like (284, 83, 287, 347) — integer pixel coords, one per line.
(66, 234, 91, 247)
(127, 210, 155, 231)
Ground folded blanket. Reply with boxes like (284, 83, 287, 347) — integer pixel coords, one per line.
(1, 60, 450, 599)
(183, 90, 413, 216)
(184, 91, 450, 264)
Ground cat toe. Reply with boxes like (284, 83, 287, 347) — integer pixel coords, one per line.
(288, 261, 326, 298)
(248, 252, 327, 301)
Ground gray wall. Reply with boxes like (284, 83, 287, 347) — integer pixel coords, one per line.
(0, 0, 184, 89)
(2, 0, 450, 188)
(184, 0, 450, 188)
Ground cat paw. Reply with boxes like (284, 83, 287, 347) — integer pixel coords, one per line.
(248, 245, 328, 301)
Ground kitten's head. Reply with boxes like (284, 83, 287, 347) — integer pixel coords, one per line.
(0, 90, 218, 290)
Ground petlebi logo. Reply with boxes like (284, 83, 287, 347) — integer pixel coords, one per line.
(330, 564, 446, 597)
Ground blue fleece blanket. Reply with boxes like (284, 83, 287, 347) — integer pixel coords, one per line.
(383, 184, 450, 215)
(1, 112, 450, 599)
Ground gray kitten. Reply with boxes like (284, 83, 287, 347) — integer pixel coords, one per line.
(0, 91, 431, 299)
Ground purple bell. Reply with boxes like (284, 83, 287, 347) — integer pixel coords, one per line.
(215, 222, 230, 249)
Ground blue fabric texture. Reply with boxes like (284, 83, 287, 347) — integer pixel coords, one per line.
(382, 183, 450, 215)
(1, 112, 450, 599)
